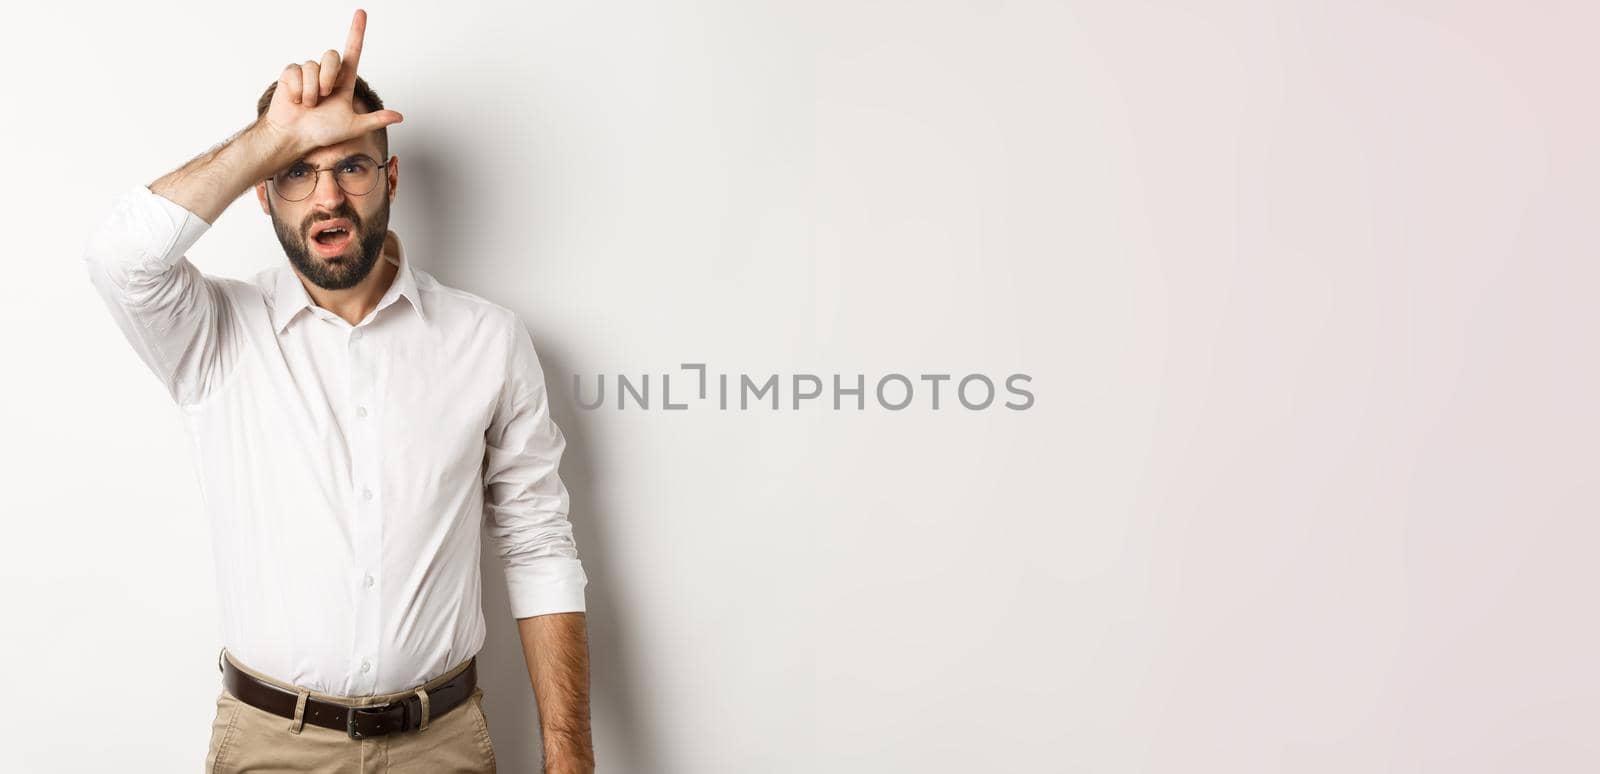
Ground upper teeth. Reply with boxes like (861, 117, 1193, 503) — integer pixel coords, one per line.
(322, 227, 346, 235)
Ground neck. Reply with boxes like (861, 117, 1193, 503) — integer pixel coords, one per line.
(301, 231, 399, 327)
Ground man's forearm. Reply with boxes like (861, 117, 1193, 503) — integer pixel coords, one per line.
(149, 118, 303, 225)
(517, 611, 595, 773)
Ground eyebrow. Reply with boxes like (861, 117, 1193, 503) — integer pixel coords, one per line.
(292, 153, 378, 166)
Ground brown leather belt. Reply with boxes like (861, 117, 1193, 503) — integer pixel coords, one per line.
(219, 651, 477, 739)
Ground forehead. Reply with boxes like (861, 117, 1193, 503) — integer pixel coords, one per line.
(297, 137, 382, 165)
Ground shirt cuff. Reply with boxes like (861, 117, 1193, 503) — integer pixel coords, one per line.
(503, 556, 588, 619)
(128, 184, 213, 271)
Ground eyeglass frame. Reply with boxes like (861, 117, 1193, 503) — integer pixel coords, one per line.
(265, 153, 392, 202)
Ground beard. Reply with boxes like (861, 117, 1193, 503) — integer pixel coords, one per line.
(270, 196, 390, 291)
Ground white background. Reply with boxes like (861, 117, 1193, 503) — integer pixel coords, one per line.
(3, 1, 1597, 771)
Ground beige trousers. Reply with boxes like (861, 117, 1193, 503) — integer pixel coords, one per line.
(206, 648, 496, 773)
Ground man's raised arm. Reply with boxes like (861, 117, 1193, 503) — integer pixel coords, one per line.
(78, 118, 302, 407)
(147, 119, 301, 227)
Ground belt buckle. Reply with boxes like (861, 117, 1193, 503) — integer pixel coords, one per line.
(346, 702, 401, 739)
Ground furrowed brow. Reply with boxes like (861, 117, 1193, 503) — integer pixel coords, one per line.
(292, 153, 376, 167)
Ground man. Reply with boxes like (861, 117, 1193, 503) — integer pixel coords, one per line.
(80, 9, 595, 773)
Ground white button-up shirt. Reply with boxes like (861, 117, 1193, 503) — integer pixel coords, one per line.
(81, 184, 587, 696)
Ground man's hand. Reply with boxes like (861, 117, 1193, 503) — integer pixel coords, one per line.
(259, 8, 404, 155)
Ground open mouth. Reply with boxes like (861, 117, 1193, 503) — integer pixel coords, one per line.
(310, 224, 354, 255)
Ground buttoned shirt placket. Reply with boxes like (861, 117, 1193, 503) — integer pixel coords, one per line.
(314, 298, 392, 697)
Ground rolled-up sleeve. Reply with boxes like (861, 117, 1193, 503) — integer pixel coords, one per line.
(482, 312, 588, 619)
(81, 184, 233, 408)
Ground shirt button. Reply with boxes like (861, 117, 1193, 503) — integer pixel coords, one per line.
(363, 487, 373, 501)
(360, 660, 371, 673)
(364, 574, 375, 588)
(356, 406, 367, 418)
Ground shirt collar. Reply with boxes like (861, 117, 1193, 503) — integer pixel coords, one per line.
(272, 231, 428, 334)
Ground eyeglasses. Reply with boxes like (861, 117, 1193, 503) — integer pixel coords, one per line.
(267, 154, 390, 202)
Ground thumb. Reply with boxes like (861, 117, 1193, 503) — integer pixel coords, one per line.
(358, 110, 404, 132)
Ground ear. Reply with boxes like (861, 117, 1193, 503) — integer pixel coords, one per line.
(385, 154, 399, 203)
(254, 181, 270, 214)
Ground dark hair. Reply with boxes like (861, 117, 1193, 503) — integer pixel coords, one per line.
(256, 75, 389, 158)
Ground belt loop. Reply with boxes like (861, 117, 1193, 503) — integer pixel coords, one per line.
(288, 689, 310, 734)
(414, 687, 431, 731)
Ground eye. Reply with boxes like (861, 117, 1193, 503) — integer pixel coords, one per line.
(285, 165, 311, 179)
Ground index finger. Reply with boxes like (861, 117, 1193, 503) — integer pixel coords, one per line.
(337, 8, 367, 90)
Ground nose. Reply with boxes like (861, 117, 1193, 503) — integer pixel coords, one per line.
(308, 168, 348, 210)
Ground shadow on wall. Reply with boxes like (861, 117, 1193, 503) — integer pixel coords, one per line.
(400, 134, 661, 772)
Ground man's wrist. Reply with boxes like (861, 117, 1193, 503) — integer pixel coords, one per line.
(543, 757, 596, 774)
(543, 738, 596, 774)
(244, 118, 305, 174)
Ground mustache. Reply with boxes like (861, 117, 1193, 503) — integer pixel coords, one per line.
(304, 213, 361, 235)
